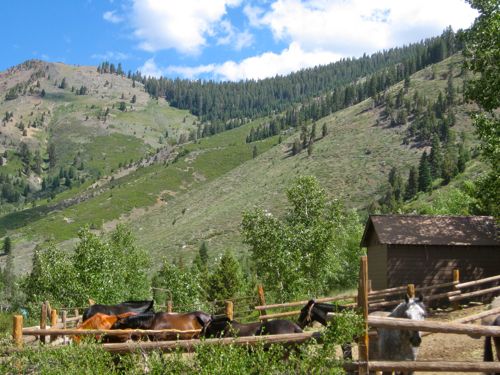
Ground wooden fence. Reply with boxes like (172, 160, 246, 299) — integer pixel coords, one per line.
(9, 260, 500, 373)
(254, 268, 500, 320)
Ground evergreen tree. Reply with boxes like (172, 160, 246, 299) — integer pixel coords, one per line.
(429, 135, 443, 179)
(206, 250, 244, 301)
(307, 140, 314, 156)
(418, 151, 432, 192)
(199, 241, 209, 266)
(59, 78, 67, 90)
(457, 143, 470, 173)
(131, 95, 136, 104)
(3, 237, 11, 254)
(40, 89, 46, 98)
(48, 143, 56, 168)
(252, 145, 257, 158)
(322, 123, 328, 138)
(405, 166, 419, 200)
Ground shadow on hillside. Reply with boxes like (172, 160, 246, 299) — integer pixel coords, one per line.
(0, 205, 53, 236)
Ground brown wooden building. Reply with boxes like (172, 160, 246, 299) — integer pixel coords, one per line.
(360, 215, 499, 290)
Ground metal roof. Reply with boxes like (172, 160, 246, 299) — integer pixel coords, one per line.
(360, 215, 499, 247)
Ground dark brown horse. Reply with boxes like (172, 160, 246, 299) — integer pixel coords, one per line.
(297, 300, 352, 359)
(82, 300, 154, 322)
(201, 316, 302, 338)
(112, 311, 211, 340)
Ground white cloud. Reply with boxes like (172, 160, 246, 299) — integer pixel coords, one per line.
(91, 51, 132, 60)
(254, 0, 477, 56)
(131, 0, 242, 54)
(138, 58, 165, 78)
(103, 10, 124, 24)
(166, 42, 342, 81)
(216, 20, 254, 51)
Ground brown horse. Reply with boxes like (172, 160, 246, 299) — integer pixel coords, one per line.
(112, 311, 211, 340)
(201, 316, 302, 338)
(73, 312, 137, 343)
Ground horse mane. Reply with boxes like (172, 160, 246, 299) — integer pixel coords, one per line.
(120, 300, 154, 310)
(114, 311, 155, 329)
(313, 302, 348, 313)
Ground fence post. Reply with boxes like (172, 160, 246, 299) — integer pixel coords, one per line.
(452, 269, 460, 310)
(62, 310, 67, 344)
(40, 302, 47, 344)
(225, 300, 234, 321)
(257, 284, 268, 322)
(13, 315, 23, 348)
(167, 300, 173, 313)
(407, 284, 415, 298)
(50, 309, 58, 343)
(358, 255, 369, 375)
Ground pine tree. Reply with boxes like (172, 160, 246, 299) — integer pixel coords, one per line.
(40, 89, 46, 98)
(206, 250, 244, 301)
(322, 123, 328, 138)
(252, 145, 257, 158)
(418, 151, 432, 192)
(429, 135, 443, 179)
(405, 166, 418, 200)
(457, 143, 470, 173)
(59, 78, 67, 90)
(48, 143, 56, 168)
(307, 140, 314, 156)
(3, 236, 12, 254)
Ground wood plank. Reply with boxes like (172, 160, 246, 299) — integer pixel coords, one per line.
(344, 361, 500, 372)
(456, 274, 500, 289)
(368, 316, 500, 337)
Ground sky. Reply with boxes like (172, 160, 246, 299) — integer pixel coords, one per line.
(1, 0, 477, 82)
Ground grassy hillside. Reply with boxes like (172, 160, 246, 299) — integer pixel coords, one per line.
(0, 54, 481, 273)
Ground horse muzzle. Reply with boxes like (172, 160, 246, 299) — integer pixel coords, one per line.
(410, 334, 422, 347)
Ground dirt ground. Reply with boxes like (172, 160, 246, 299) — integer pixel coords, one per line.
(401, 304, 489, 375)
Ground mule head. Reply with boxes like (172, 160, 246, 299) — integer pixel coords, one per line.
(403, 294, 426, 348)
(298, 300, 316, 328)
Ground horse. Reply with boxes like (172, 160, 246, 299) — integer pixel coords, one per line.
(72, 312, 137, 343)
(297, 300, 353, 359)
(82, 300, 154, 322)
(201, 316, 302, 338)
(483, 296, 500, 373)
(374, 294, 426, 375)
(112, 311, 211, 340)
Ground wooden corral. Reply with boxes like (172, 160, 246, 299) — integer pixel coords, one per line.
(360, 215, 499, 290)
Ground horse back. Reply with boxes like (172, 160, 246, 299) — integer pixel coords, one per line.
(258, 320, 302, 335)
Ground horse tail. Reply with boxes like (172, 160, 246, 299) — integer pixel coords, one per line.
(484, 336, 493, 362)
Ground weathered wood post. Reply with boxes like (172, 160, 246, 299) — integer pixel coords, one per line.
(50, 309, 58, 343)
(257, 284, 268, 322)
(13, 315, 23, 348)
(452, 269, 460, 310)
(167, 300, 173, 313)
(62, 310, 67, 344)
(225, 300, 234, 321)
(74, 309, 79, 321)
(407, 284, 415, 298)
(358, 255, 369, 375)
(40, 302, 47, 344)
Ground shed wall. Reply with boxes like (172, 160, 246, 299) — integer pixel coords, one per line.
(386, 245, 500, 288)
(367, 244, 387, 290)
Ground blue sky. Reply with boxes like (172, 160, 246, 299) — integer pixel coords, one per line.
(2, 0, 477, 81)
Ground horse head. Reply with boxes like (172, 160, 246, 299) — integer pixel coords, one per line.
(298, 300, 316, 328)
(199, 315, 230, 338)
(401, 293, 426, 347)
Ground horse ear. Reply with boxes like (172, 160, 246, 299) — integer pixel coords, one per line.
(404, 294, 410, 303)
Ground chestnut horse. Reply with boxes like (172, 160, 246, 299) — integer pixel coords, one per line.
(112, 311, 211, 340)
(73, 312, 137, 343)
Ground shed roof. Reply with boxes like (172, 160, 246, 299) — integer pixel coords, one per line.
(360, 215, 499, 247)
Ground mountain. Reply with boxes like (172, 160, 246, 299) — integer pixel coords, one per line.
(0, 52, 479, 274)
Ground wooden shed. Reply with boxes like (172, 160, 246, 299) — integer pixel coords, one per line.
(360, 215, 499, 290)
